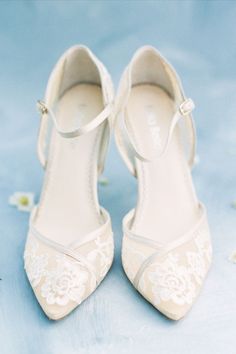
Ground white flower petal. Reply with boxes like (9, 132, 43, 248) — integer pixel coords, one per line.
(229, 251, 236, 264)
(8, 192, 35, 212)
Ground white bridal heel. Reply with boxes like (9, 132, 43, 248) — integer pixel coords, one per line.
(115, 46, 212, 320)
(24, 46, 114, 320)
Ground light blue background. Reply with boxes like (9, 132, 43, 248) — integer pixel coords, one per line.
(0, 1, 236, 353)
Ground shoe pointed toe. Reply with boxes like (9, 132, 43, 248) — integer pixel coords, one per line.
(24, 227, 114, 319)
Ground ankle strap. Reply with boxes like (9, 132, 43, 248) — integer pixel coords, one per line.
(114, 46, 197, 178)
(37, 99, 113, 169)
(115, 98, 195, 171)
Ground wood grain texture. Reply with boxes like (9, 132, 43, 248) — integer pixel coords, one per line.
(0, 1, 235, 353)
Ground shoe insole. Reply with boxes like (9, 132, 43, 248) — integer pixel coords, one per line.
(34, 84, 104, 245)
(127, 85, 200, 244)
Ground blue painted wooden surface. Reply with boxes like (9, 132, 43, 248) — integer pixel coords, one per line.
(0, 1, 236, 353)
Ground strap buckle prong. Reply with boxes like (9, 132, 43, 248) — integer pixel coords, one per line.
(37, 100, 48, 115)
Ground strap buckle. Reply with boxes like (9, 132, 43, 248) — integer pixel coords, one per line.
(37, 100, 48, 115)
(179, 98, 195, 116)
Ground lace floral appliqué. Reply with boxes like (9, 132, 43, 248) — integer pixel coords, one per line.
(24, 233, 114, 307)
(145, 231, 212, 306)
(24, 240, 48, 287)
(41, 256, 89, 306)
(148, 254, 196, 305)
(87, 236, 113, 278)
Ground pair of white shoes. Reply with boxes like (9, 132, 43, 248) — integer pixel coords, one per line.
(24, 45, 212, 321)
